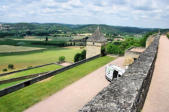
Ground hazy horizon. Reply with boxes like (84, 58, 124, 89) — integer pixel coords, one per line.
(0, 0, 169, 28)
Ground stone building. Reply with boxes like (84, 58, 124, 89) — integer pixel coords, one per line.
(86, 27, 107, 58)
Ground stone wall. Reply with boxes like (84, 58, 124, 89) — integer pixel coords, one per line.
(86, 42, 102, 58)
(79, 35, 160, 112)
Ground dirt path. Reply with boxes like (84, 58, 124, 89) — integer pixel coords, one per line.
(25, 57, 125, 112)
(143, 35, 169, 112)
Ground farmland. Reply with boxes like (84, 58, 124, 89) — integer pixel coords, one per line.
(0, 56, 114, 112)
(0, 47, 83, 73)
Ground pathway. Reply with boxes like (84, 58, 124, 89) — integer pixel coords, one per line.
(25, 57, 125, 112)
(143, 35, 169, 112)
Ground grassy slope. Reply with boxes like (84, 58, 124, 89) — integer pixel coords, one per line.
(0, 79, 28, 90)
(0, 47, 82, 72)
(0, 56, 114, 112)
(0, 64, 62, 81)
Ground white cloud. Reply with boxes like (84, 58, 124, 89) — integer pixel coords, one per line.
(0, 0, 168, 28)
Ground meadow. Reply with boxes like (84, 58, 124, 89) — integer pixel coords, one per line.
(0, 56, 114, 112)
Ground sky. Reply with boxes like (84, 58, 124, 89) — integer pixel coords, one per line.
(0, 0, 169, 28)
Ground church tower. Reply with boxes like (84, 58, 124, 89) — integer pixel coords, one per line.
(86, 26, 107, 58)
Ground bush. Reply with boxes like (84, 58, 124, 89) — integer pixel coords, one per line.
(59, 56, 65, 63)
(74, 50, 86, 62)
(74, 53, 81, 62)
(81, 50, 86, 59)
(8, 64, 14, 69)
(167, 34, 169, 39)
(2, 68, 7, 72)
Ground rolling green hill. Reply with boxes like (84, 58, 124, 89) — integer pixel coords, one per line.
(0, 23, 162, 38)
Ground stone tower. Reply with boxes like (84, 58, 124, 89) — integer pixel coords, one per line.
(86, 26, 107, 58)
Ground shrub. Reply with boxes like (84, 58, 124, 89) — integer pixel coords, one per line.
(59, 56, 65, 63)
(2, 68, 7, 72)
(167, 34, 169, 39)
(74, 53, 81, 62)
(8, 64, 14, 69)
(74, 50, 86, 62)
(81, 50, 86, 59)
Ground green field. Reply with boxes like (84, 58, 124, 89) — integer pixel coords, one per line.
(0, 56, 114, 112)
(0, 45, 45, 53)
(0, 47, 82, 72)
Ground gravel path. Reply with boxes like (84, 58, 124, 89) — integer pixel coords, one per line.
(25, 57, 125, 112)
(143, 35, 169, 112)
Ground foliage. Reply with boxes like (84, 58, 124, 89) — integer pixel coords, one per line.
(8, 64, 14, 69)
(0, 23, 160, 38)
(59, 56, 65, 63)
(101, 46, 107, 56)
(167, 34, 169, 39)
(74, 53, 82, 62)
(0, 56, 114, 112)
(106, 32, 154, 55)
(2, 68, 7, 72)
(45, 37, 48, 42)
(81, 50, 86, 59)
(74, 50, 86, 62)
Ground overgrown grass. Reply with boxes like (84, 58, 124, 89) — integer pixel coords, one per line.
(0, 47, 82, 72)
(0, 56, 114, 112)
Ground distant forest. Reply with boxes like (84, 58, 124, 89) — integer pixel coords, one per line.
(0, 23, 168, 38)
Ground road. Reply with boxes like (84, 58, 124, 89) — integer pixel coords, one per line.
(143, 35, 169, 112)
(25, 57, 125, 112)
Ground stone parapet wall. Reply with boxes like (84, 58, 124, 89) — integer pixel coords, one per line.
(79, 35, 160, 112)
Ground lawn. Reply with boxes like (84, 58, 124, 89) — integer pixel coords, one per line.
(0, 47, 82, 72)
(0, 56, 115, 112)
